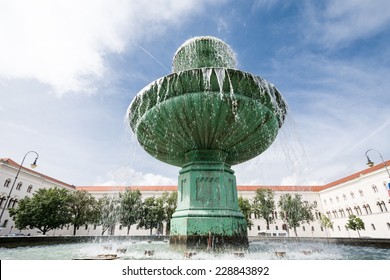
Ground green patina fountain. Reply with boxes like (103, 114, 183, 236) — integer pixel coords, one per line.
(127, 36, 287, 249)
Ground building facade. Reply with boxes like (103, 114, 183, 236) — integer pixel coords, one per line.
(1, 157, 389, 238)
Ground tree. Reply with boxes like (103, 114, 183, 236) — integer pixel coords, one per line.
(68, 190, 97, 235)
(346, 214, 365, 237)
(96, 195, 120, 235)
(118, 189, 142, 235)
(238, 196, 252, 229)
(9, 187, 72, 235)
(319, 214, 333, 237)
(252, 188, 275, 230)
(161, 191, 177, 235)
(137, 197, 165, 235)
(278, 193, 315, 237)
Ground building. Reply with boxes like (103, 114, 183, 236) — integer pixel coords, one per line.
(1, 157, 389, 237)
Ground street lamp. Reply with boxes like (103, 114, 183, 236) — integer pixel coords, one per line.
(364, 149, 390, 178)
(0, 151, 39, 224)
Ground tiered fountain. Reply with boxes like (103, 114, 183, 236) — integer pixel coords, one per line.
(127, 36, 287, 249)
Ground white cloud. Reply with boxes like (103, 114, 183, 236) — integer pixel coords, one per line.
(95, 166, 176, 186)
(0, 0, 220, 95)
(305, 0, 390, 48)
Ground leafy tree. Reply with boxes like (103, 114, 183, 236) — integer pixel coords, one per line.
(137, 197, 165, 235)
(252, 188, 275, 230)
(119, 189, 143, 235)
(96, 195, 120, 235)
(9, 187, 72, 235)
(68, 190, 97, 235)
(238, 196, 252, 229)
(319, 214, 333, 237)
(161, 191, 177, 235)
(346, 214, 365, 237)
(278, 193, 315, 237)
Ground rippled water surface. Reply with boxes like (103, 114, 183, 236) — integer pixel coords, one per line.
(1, 239, 389, 260)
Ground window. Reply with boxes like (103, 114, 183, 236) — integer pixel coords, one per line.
(257, 225, 260, 230)
(274, 211, 278, 219)
(359, 189, 364, 197)
(85, 224, 88, 230)
(0, 196, 6, 208)
(302, 226, 306, 231)
(313, 201, 318, 207)
(275, 225, 279, 230)
(320, 227, 324, 231)
(324, 199, 327, 205)
(377, 201, 388, 212)
(326, 211, 331, 218)
(330, 198, 333, 204)
(371, 224, 376, 230)
(339, 209, 345, 218)
(336, 196, 339, 202)
(3, 178, 11, 187)
(2, 219, 8, 227)
(311, 226, 315, 232)
(343, 194, 347, 201)
(350, 192, 355, 199)
(372, 185, 378, 193)
(16, 182, 22, 191)
(346, 207, 353, 216)
(27, 185, 33, 193)
(332, 210, 338, 218)
(387, 223, 390, 230)
(354, 206, 362, 216)
(338, 226, 341, 231)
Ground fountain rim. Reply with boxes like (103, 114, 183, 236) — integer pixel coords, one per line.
(128, 67, 287, 131)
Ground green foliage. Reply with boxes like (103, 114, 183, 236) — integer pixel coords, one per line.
(319, 214, 333, 237)
(68, 190, 97, 235)
(160, 191, 177, 234)
(137, 197, 165, 235)
(9, 187, 72, 235)
(96, 195, 120, 235)
(238, 196, 253, 229)
(346, 214, 365, 237)
(252, 188, 275, 230)
(278, 193, 315, 237)
(119, 189, 143, 234)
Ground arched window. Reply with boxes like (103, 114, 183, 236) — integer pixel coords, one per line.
(332, 210, 338, 218)
(2, 219, 8, 227)
(3, 178, 11, 187)
(257, 225, 260, 231)
(350, 192, 355, 199)
(313, 201, 318, 207)
(27, 185, 33, 193)
(371, 224, 376, 230)
(323, 199, 327, 205)
(354, 206, 362, 216)
(274, 211, 278, 219)
(336, 196, 339, 202)
(346, 207, 353, 216)
(311, 226, 315, 232)
(359, 189, 364, 197)
(343, 194, 347, 201)
(338, 226, 341, 231)
(85, 224, 88, 230)
(275, 225, 279, 230)
(302, 226, 306, 231)
(380, 201, 388, 212)
(282, 224, 288, 231)
(0, 196, 6, 208)
(372, 185, 378, 193)
(329, 198, 333, 204)
(339, 209, 345, 218)
(326, 211, 331, 218)
(16, 182, 22, 191)
(377, 201, 385, 212)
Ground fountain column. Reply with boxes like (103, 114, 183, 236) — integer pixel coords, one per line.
(170, 150, 248, 248)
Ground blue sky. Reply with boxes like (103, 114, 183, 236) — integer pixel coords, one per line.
(1, 0, 390, 187)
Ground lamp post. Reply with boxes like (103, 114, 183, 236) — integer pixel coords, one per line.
(365, 149, 390, 178)
(0, 151, 39, 224)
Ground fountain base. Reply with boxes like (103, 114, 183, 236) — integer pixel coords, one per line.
(169, 150, 248, 249)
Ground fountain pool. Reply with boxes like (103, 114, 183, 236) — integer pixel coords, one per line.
(0, 238, 389, 260)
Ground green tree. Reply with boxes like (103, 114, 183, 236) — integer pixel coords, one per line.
(137, 197, 165, 235)
(238, 196, 253, 229)
(346, 214, 365, 237)
(9, 187, 72, 235)
(68, 190, 97, 235)
(96, 195, 120, 235)
(252, 188, 275, 230)
(319, 214, 333, 237)
(119, 189, 143, 235)
(278, 193, 315, 237)
(161, 191, 177, 235)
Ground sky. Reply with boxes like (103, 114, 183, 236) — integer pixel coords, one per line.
(1, 0, 390, 187)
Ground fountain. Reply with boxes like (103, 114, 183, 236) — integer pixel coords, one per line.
(127, 36, 287, 249)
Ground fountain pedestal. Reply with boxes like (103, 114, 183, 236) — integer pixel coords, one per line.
(170, 150, 248, 249)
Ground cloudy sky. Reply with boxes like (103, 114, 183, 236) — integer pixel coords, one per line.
(1, 0, 390, 187)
